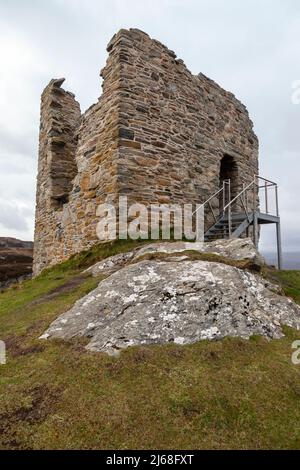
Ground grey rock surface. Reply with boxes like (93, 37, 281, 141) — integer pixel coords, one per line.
(84, 251, 135, 277)
(85, 238, 264, 278)
(41, 259, 300, 356)
(200, 238, 265, 265)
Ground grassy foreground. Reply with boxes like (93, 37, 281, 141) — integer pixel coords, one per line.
(1, 240, 300, 449)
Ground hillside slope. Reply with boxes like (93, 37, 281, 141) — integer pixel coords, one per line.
(0, 237, 33, 288)
(0, 239, 300, 450)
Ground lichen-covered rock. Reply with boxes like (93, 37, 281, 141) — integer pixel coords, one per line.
(85, 238, 264, 277)
(204, 238, 265, 266)
(84, 251, 135, 277)
(133, 238, 265, 265)
(41, 259, 300, 356)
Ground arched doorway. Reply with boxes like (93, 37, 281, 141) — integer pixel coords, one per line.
(219, 154, 239, 210)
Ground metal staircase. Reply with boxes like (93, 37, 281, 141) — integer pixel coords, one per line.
(205, 212, 255, 241)
(200, 175, 282, 268)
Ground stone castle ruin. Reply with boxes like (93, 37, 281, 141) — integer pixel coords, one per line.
(33, 28, 259, 275)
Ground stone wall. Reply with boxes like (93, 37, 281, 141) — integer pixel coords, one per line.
(33, 28, 259, 275)
(115, 30, 258, 207)
(33, 39, 122, 274)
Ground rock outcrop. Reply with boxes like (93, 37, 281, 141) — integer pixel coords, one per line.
(41, 240, 300, 356)
(85, 238, 265, 277)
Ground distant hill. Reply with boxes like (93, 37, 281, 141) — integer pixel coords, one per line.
(263, 252, 300, 270)
(0, 237, 33, 287)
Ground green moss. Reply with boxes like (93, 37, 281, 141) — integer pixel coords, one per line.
(134, 249, 262, 272)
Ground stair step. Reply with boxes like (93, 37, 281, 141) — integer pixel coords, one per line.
(206, 226, 241, 234)
(205, 237, 230, 241)
(204, 209, 253, 241)
(209, 223, 242, 230)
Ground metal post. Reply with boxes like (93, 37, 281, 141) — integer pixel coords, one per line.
(276, 221, 283, 270)
(222, 180, 225, 215)
(228, 179, 231, 238)
(265, 181, 268, 214)
(246, 182, 249, 236)
(253, 211, 258, 248)
(275, 184, 279, 217)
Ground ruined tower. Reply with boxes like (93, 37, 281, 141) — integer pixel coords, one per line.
(33, 29, 259, 275)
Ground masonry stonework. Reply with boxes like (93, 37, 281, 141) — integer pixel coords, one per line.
(33, 28, 259, 275)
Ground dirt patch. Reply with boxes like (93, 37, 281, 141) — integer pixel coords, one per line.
(4, 334, 45, 358)
(2, 322, 49, 359)
(31, 274, 90, 305)
(0, 385, 63, 449)
(26, 319, 48, 335)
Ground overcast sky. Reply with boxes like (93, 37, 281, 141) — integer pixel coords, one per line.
(0, 0, 299, 252)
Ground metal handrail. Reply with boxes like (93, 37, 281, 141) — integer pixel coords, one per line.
(191, 173, 281, 268)
(256, 175, 279, 216)
(222, 175, 279, 237)
(193, 174, 279, 240)
(255, 175, 277, 185)
(192, 180, 231, 234)
(223, 178, 255, 212)
(223, 176, 278, 213)
(192, 185, 225, 216)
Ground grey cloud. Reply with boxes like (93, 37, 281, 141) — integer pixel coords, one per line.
(0, 201, 31, 232)
(0, 128, 37, 158)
